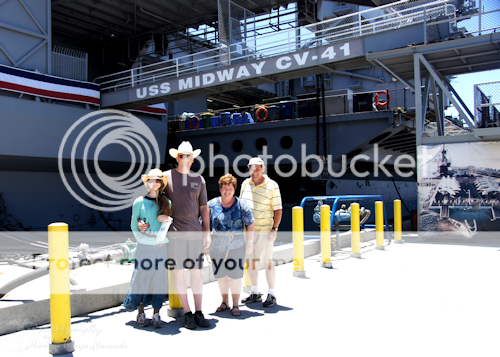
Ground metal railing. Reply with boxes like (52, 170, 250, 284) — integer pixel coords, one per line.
(52, 46, 88, 81)
(95, 0, 456, 92)
(425, 0, 500, 43)
(475, 80, 500, 128)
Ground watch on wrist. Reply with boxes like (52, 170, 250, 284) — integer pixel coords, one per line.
(272, 227, 278, 231)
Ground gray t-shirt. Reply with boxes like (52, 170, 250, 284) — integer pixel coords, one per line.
(164, 169, 207, 233)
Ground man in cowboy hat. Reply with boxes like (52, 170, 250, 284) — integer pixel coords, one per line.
(240, 157, 282, 308)
(140, 141, 211, 329)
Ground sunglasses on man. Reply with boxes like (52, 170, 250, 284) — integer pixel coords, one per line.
(177, 154, 193, 159)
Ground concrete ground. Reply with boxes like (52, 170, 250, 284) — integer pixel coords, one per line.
(1, 235, 499, 357)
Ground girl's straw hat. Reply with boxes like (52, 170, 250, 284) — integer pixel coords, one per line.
(141, 168, 168, 190)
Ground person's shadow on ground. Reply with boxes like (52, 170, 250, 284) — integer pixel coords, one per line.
(209, 307, 264, 320)
(125, 315, 219, 334)
(242, 303, 293, 315)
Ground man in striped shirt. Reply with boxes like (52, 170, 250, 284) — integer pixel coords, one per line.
(240, 157, 282, 307)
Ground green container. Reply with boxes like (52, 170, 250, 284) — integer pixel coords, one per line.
(201, 112, 214, 128)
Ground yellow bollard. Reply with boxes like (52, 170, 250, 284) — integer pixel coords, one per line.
(292, 206, 306, 277)
(48, 223, 75, 355)
(394, 199, 403, 244)
(320, 205, 332, 268)
(350, 203, 361, 258)
(167, 269, 184, 317)
(243, 262, 251, 293)
(375, 201, 385, 250)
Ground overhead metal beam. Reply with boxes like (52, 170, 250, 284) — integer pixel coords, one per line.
(19, 0, 47, 35)
(416, 54, 475, 129)
(51, 11, 131, 35)
(414, 54, 423, 146)
(436, 73, 475, 122)
(332, 69, 383, 83)
(422, 76, 431, 119)
(15, 40, 47, 67)
(0, 21, 47, 40)
(434, 60, 500, 72)
(430, 78, 444, 136)
(371, 59, 415, 92)
(0, 43, 15, 65)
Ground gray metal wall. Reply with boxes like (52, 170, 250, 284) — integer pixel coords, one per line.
(0, 96, 168, 164)
(0, 0, 51, 73)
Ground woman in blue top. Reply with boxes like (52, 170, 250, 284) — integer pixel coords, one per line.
(123, 169, 172, 328)
(208, 174, 255, 316)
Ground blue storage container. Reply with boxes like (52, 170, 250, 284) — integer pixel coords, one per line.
(298, 99, 317, 118)
(211, 116, 220, 127)
(280, 102, 294, 120)
(242, 112, 254, 124)
(267, 105, 280, 121)
(220, 112, 231, 126)
(231, 113, 242, 125)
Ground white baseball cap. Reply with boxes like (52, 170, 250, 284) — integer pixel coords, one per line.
(248, 157, 264, 167)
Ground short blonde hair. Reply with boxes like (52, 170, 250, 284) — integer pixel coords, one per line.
(218, 173, 237, 190)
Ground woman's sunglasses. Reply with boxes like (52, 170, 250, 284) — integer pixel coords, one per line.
(148, 179, 162, 183)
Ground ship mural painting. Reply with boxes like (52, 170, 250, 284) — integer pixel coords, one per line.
(417, 142, 500, 237)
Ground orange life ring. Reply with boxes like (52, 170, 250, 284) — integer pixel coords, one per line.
(189, 116, 200, 129)
(374, 91, 391, 107)
(256, 106, 268, 122)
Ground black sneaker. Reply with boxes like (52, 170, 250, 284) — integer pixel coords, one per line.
(241, 293, 263, 304)
(263, 294, 277, 307)
(184, 312, 196, 329)
(136, 313, 150, 327)
(194, 311, 210, 328)
(152, 313, 164, 329)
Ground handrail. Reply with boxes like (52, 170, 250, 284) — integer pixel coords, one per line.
(95, 0, 456, 92)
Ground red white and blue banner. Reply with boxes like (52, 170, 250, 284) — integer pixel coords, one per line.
(0, 64, 167, 115)
(0, 64, 100, 105)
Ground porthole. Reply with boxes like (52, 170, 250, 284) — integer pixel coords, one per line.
(232, 140, 243, 152)
(280, 136, 293, 149)
(211, 142, 221, 154)
(256, 138, 267, 151)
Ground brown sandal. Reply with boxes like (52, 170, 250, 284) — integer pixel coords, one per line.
(231, 306, 241, 316)
(216, 302, 229, 312)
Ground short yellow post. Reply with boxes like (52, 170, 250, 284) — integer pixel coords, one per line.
(375, 201, 385, 250)
(292, 206, 306, 277)
(320, 205, 332, 268)
(167, 269, 184, 317)
(244, 262, 251, 291)
(394, 199, 403, 244)
(48, 223, 75, 355)
(350, 203, 361, 258)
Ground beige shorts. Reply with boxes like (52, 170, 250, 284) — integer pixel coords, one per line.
(246, 231, 273, 264)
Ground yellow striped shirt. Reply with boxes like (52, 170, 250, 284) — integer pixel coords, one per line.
(240, 175, 282, 232)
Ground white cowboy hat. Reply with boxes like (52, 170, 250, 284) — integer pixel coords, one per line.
(169, 141, 201, 159)
(141, 168, 168, 190)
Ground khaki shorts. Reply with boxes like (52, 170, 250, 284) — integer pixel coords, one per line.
(246, 231, 273, 264)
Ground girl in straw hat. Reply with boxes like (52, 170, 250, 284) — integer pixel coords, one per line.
(123, 168, 172, 328)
